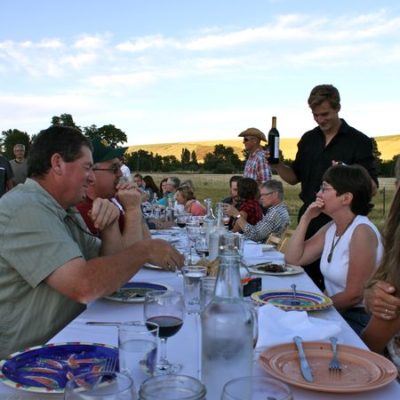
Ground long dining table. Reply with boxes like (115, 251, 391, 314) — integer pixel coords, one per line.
(1, 229, 400, 399)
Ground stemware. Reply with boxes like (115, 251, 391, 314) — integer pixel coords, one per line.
(186, 224, 201, 263)
(64, 371, 136, 400)
(144, 290, 185, 374)
(194, 230, 209, 259)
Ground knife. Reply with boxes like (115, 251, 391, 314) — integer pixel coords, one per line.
(293, 336, 314, 382)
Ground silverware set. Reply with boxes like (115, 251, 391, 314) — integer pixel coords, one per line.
(293, 336, 342, 382)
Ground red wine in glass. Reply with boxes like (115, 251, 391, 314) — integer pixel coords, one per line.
(146, 316, 183, 338)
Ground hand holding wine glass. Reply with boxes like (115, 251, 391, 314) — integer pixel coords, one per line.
(144, 290, 185, 374)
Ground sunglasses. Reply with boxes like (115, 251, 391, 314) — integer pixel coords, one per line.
(243, 137, 253, 142)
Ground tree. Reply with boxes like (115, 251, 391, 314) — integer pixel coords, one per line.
(83, 124, 99, 139)
(203, 144, 242, 172)
(51, 113, 79, 128)
(371, 137, 382, 175)
(1, 129, 31, 159)
(96, 124, 127, 147)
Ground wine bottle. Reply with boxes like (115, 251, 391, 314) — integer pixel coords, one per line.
(268, 116, 280, 164)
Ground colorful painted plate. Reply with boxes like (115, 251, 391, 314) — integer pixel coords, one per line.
(0, 342, 118, 394)
(259, 341, 398, 393)
(251, 289, 332, 311)
(104, 282, 171, 303)
(249, 263, 304, 276)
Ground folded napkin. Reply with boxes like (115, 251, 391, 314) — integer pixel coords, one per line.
(256, 304, 342, 348)
(243, 253, 285, 267)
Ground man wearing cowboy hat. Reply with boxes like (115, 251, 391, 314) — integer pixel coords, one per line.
(238, 127, 272, 185)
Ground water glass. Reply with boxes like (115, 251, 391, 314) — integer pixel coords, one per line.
(118, 321, 158, 389)
(200, 276, 216, 310)
(64, 371, 137, 399)
(221, 376, 292, 400)
(182, 266, 208, 314)
(139, 374, 206, 400)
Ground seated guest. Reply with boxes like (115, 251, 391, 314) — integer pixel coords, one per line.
(157, 176, 180, 207)
(230, 177, 263, 233)
(222, 175, 242, 208)
(119, 155, 132, 182)
(159, 177, 168, 198)
(224, 180, 290, 242)
(285, 165, 383, 334)
(143, 175, 161, 202)
(175, 185, 206, 216)
(133, 173, 150, 202)
(0, 126, 183, 358)
(76, 138, 150, 245)
(362, 158, 400, 369)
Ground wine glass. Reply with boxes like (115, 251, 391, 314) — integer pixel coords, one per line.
(186, 224, 201, 264)
(64, 371, 136, 399)
(194, 231, 209, 259)
(144, 290, 185, 374)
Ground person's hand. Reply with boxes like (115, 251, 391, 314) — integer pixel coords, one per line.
(146, 239, 185, 271)
(223, 203, 239, 218)
(115, 183, 142, 211)
(90, 198, 120, 231)
(364, 281, 400, 320)
(303, 198, 324, 221)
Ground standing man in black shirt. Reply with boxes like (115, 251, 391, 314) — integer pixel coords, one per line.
(274, 84, 378, 290)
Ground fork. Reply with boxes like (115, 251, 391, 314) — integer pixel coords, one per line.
(103, 356, 117, 372)
(328, 337, 341, 372)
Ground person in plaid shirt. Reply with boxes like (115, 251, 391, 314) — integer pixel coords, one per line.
(239, 127, 272, 185)
(224, 180, 290, 242)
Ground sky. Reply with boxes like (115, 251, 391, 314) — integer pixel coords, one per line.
(1, 0, 400, 145)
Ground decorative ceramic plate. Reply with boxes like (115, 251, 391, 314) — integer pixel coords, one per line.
(251, 289, 332, 311)
(259, 341, 398, 393)
(104, 282, 171, 303)
(249, 263, 304, 276)
(0, 342, 118, 394)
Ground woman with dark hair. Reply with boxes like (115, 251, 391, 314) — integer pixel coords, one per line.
(143, 175, 161, 201)
(159, 178, 168, 198)
(231, 177, 263, 233)
(285, 165, 383, 334)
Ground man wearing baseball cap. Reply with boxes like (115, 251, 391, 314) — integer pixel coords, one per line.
(238, 127, 272, 185)
(76, 137, 150, 245)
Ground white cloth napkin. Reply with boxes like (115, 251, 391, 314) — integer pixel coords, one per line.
(256, 304, 342, 348)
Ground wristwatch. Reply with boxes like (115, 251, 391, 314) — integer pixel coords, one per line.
(236, 214, 241, 219)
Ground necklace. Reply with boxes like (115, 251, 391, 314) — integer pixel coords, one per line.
(327, 217, 355, 263)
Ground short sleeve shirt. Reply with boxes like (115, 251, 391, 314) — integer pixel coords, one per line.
(239, 199, 263, 226)
(243, 148, 272, 185)
(292, 120, 378, 207)
(0, 179, 101, 357)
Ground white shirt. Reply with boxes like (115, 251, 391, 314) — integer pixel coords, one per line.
(120, 164, 132, 182)
(320, 215, 383, 308)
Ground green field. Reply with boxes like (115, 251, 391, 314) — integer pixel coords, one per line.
(147, 173, 397, 232)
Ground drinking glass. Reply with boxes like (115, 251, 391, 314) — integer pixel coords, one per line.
(194, 231, 209, 259)
(221, 376, 292, 400)
(118, 321, 158, 390)
(182, 266, 208, 314)
(139, 374, 206, 400)
(177, 213, 189, 229)
(186, 224, 201, 264)
(144, 290, 185, 374)
(64, 371, 136, 400)
(200, 276, 216, 311)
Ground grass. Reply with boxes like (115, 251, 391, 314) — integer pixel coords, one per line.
(147, 173, 397, 232)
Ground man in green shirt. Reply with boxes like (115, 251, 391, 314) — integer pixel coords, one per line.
(0, 126, 183, 358)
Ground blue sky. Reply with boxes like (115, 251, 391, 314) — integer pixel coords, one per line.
(1, 0, 400, 145)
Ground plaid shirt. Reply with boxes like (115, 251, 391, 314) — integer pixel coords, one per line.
(243, 148, 272, 184)
(239, 199, 263, 225)
(243, 202, 290, 242)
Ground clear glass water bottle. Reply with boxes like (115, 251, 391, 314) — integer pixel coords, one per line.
(203, 198, 216, 245)
(208, 202, 226, 261)
(201, 254, 254, 399)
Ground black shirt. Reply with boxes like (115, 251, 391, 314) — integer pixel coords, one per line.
(292, 119, 378, 208)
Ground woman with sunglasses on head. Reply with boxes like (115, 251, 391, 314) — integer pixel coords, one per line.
(285, 164, 383, 335)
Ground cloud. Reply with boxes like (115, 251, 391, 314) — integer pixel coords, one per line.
(73, 34, 110, 50)
(116, 35, 180, 52)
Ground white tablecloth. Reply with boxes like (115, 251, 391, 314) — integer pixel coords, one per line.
(1, 238, 399, 399)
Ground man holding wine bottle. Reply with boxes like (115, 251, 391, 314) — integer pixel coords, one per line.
(272, 84, 378, 290)
(239, 127, 272, 185)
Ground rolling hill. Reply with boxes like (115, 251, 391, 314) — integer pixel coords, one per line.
(127, 135, 400, 162)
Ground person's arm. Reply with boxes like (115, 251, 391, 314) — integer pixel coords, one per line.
(224, 204, 249, 232)
(361, 314, 400, 353)
(365, 281, 400, 320)
(330, 224, 378, 311)
(45, 238, 184, 304)
(284, 199, 327, 265)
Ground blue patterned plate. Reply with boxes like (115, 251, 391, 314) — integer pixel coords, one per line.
(104, 281, 171, 303)
(0, 342, 118, 393)
(251, 289, 333, 311)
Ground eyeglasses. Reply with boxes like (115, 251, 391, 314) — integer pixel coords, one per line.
(92, 164, 120, 174)
(260, 191, 275, 197)
(319, 184, 335, 193)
